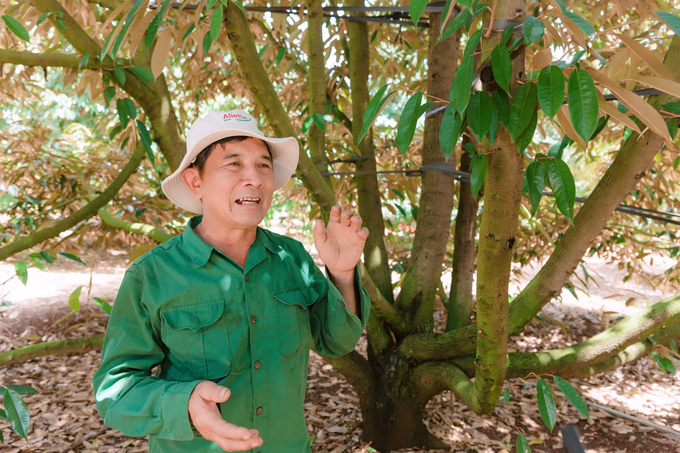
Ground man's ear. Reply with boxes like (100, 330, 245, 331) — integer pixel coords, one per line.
(181, 167, 203, 200)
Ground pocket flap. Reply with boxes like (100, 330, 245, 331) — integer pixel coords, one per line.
(161, 300, 225, 332)
(273, 287, 317, 308)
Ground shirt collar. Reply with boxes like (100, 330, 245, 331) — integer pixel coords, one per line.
(182, 216, 282, 268)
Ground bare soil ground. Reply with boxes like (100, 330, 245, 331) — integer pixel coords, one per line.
(0, 249, 679, 453)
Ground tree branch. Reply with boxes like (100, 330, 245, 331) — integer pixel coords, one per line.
(0, 142, 145, 261)
(318, 350, 376, 400)
(0, 334, 104, 366)
(97, 208, 174, 243)
(0, 49, 104, 69)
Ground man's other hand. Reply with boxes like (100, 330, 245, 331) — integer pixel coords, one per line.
(188, 381, 262, 452)
(313, 205, 369, 279)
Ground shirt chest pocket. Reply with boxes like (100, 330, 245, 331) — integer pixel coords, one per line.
(160, 300, 232, 380)
(273, 288, 315, 358)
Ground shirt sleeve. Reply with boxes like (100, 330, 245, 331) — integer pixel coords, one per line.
(92, 268, 203, 441)
(306, 255, 371, 357)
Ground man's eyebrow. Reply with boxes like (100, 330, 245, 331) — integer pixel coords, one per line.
(223, 152, 272, 161)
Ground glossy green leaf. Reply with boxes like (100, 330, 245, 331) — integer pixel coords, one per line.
(14, 261, 28, 286)
(136, 120, 155, 164)
(590, 115, 610, 141)
(358, 84, 395, 144)
(516, 433, 531, 453)
(470, 153, 487, 197)
(523, 16, 545, 44)
(451, 56, 475, 114)
(203, 30, 213, 55)
(565, 11, 595, 36)
(537, 66, 565, 119)
(2, 15, 30, 42)
(111, 0, 144, 58)
(31, 257, 48, 272)
(652, 351, 667, 372)
(464, 29, 483, 59)
(553, 376, 590, 419)
(117, 99, 130, 128)
(491, 43, 512, 94)
(439, 104, 461, 160)
(515, 111, 537, 154)
(548, 157, 576, 221)
(503, 389, 510, 405)
(114, 67, 126, 86)
(78, 52, 90, 71)
(501, 26, 514, 46)
(668, 119, 678, 140)
(206, 0, 218, 10)
(94, 297, 113, 316)
(437, 8, 471, 44)
(40, 251, 55, 263)
(397, 92, 431, 155)
(663, 102, 680, 114)
(670, 340, 678, 354)
(5, 385, 37, 396)
(104, 86, 116, 104)
(210, 5, 223, 41)
(663, 357, 677, 374)
(526, 160, 545, 216)
(3, 388, 30, 439)
(69, 286, 83, 313)
(536, 378, 557, 432)
(129, 66, 155, 86)
(409, 0, 428, 27)
(0, 407, 5, 420)
(146, 0, 172, 52)
(508, 81, 538, 140)
(109, 124, 123, 140)
(655, 11, 680, 36)
(548, 136, 573, 159)
(554, 0, 567, 13)
(492, 90, 510, 127)
(438, 0, 455, 34)
(225, 0, 248, 17)
(567, 69, 599, 143)
(467, 91, 493, 142)
(36, 12, 52, 26)
(58, 252, 87, 266)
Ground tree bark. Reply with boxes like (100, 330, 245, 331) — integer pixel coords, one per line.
(345, 0, 393, 304)
(395, 13, 460, 333)
(97, 208, 174, 243)
(447, 150, 478, 331)
(0, 335, 104, 366)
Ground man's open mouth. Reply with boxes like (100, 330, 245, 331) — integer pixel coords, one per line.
(235, 197, 261, 205)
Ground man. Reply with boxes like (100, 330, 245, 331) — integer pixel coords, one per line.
(93, 109, 371, 452)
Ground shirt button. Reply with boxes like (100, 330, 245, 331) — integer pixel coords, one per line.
(256, 407, 263, 416)
(254, 360, 261, 369)
(244, 275, 250, 282)
(250, 316, 257, 324)
(340, 301, 346, 308)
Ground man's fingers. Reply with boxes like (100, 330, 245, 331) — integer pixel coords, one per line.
(217, 421, 257, 441)
(313, 219, 326, 244)
(198, 381, 231, 403)
(329, 205, 341, 223)
(358, 227, 369, 240)
(340, 209, 352, 227)
(215, 436, 263, 452)
(349, 214, 362, 232)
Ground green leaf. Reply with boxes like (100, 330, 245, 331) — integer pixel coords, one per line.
(516, 433, 531, 453)
(470, 153, 487, 197)
(409, 0, 428, 27)
(548, 136, 572, 159)
(508, 81, 538, 141)
(0, 407, 6, 420)
(69, 286, 83, 313)
(663, 102, 680, 114)
(136, 120, 155, 164)
(515, 111, 537, 154)
(55, 18, 65, 32)
(663, 356, 677, 374)
(590, 115, 609, 141)
(114, 67, 126, 86)
(655, 11, 680, 36)
(78, 52, 90, 71)
(553, 376, 590, 419)
(104, 86, 116, 104)
(397, 92, 428, 155)
(5, 385, 37, 396)
(492, 90, 510, 127)
(548, 157, 576, 221)
(501, 26, 514, 46)
(3, 388, 30, 439)
(210, 4, 223, 41)
(14, 261, 28, 285)
(491, 43, 512, 94)
(668, 119, 678, 140)
(464, 29, 483, 59)
(671, 340, 679, 354)
(503, 389, 510, 405)
(451, 56, 475, 114)
(203, 28, 213, 54)
(206, 0, 217, 10)
(123, 98, 137, 121)
(652, 351, 667, 372)
(567, 69, 599, 143)
(40, 251, 55, 263)
(2, 15, 30, 42)
(129, 66, 155, 86)
(467, 91, 493, 142)
(554, 0, 567, 13)
(437, 8, 470, 43)
(229, 0, 248, 17)
(58, 252, 87, 266)
(300, 116, 314, 135)
(523, 16, 545, 44)
(31, 257, 48, 272)
(536, 378, 557, 432)
(109, 124, 123, 140)
(526, 160, 545, 216)
(537, 66, 565, 119)
(36, 12, 53, 26)
(93, 297, 112, 316)
(146, 0, 172, 52)
(565, 11, 595, 36)
(440, 106, 464, 161)
(312, 113, 327, 131)
(117, 98, 130, 128)
(111, 0, 145, 58)
(358, 84, 395, 144)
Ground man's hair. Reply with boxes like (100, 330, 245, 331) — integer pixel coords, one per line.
(188, 136, 271, 176)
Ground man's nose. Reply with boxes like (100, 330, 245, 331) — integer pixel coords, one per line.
(241, 165, 263, 186)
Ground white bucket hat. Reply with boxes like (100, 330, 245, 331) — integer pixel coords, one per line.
(161, 109, 299, 214)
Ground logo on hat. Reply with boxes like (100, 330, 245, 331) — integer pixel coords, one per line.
(223, 113, 251, 122)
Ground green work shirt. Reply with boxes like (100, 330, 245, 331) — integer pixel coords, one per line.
(92, 216, 370, 453)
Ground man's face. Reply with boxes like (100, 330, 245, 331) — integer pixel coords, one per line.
(182, 137, 275, 230)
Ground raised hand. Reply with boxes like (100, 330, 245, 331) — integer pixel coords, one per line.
(313, 205, 369, 279)
(188, 381, 262, 451)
